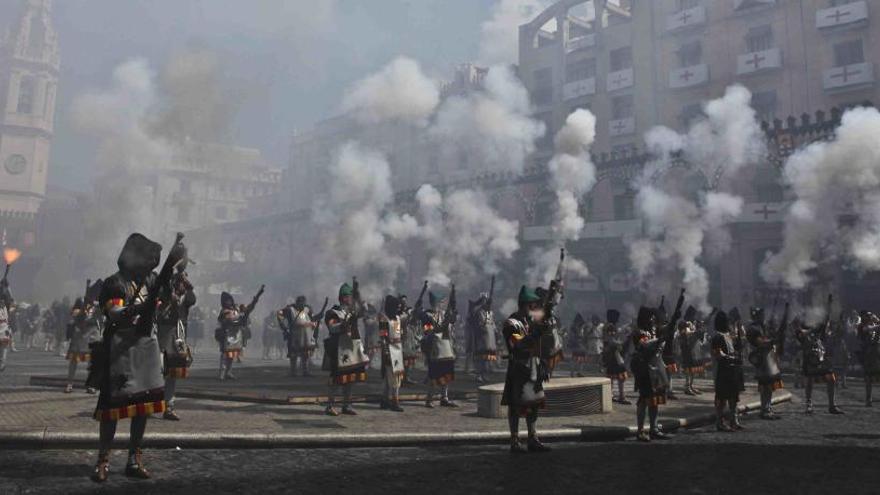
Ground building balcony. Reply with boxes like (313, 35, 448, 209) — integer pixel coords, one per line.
(823, 62, 874, 92)
(669, 63, 709, 89)
(736, 47, 782, 75)
(566, 34, 596, 53)
(666, 5, 706, 33)
(563, 77, 596, 101)
(608, 117, 635, 137)
(816, 1, 868, 30)
(606, 67, 633, 92)
(734, 0, 777, 12)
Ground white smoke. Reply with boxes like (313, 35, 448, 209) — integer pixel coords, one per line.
(416, 184, 520, 288)
(342, 57, 440, 126)
(528, 109, 597, 286)
(430, 65, 545, 175)
(70, 59, 172, 273)
(630, 86, 761, 310)
(314, 142, 412, 298)
(479, 0, 548, 66)
(761, 106, 880, 288)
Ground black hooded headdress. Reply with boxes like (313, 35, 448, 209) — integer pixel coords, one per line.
(117, 233, 161, 279)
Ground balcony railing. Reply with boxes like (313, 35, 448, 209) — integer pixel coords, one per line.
(669, 63, 709, 89)
(736, 47, 782, 75)
(606, 67, 633, 92)
(563, 77, 596, 100)
(816, 1, 868, 29)
(608, 117, 635, 137)
(823, 62, 874, 91)
(666, 5, 706, 32)
(566, 34, 596, 53)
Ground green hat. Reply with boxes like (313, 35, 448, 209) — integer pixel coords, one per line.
(338, 283, 353, 298)
(518, 285, 540, 305)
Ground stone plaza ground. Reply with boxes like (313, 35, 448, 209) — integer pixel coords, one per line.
(0, 348, 877, 494)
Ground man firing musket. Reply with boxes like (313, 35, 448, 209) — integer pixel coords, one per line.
(536, 248, 566, 377)
(468, 275, 499, 383)
(323, 277, 370, 416)
(420, 283, 460, 408)
(0, 248, 20, 373)
(216, 285, 265, 381)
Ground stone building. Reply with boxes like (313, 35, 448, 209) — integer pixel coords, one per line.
(188, 0, 878, 316)
(0, 0, 58, 250)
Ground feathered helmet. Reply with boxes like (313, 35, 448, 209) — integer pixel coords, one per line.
(517, 285, 540, 306)
(338, 283, 353, 300)
(295, 295, 307, 307)
(636, 306, 656, 331)
(606, 309, 620, 325)
(750, 306, 765, 323)
(683, 305, 697, 323)
(221, 292, 235, 308)
(117, 233, 161, 278)
(729, 307, 742, 324)
(384, 295, 399, 318)
(715, 310, 730, 333)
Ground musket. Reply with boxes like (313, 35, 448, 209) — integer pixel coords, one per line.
(242, 285, 266, 323)
(135, 232, 185, 336)
(487, 275, 495, 310)
(414, 280, 428, 313)
(311, 297, 329, 342)
(442, 284, 457, 339)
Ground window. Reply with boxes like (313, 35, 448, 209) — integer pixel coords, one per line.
(611, 95, 633, 119)
(830, 0, 856, 6)
(745, 25, 773, 53)
(834, 39, 864, 67)
(677, 41, 702, 67)
(28, 16, 45, 56)
(679, 103, 703, 126)
(180, 179, 191, 194)
(17, 76, 35, 114)
(609, 47, 632, 72)
(531, 68, 553, 105)
(751, 90, 778, 122)
(566, 58, 597, 83)
(679, 0, 700, 9)
(614, 192, 636, 220)
(570, 102, 592, 115)
(215, 206, 228, 220)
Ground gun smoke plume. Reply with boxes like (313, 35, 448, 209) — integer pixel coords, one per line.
(64, 49, 239, 285)
(313, 141, 417, 299)
(629, 85, 763, 310)
(761, 106, 880, 289)
(342, 57, 440, 126)
(527, 109, 597, 285)
(479, 0, 548, 66)
(430, 65, 545, 175)
(416, 184, 520, 288)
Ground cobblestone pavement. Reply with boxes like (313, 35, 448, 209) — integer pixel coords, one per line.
(1, 349, 877, 494)
(2, 349, 754, 436)
(0, 392, 877, 495)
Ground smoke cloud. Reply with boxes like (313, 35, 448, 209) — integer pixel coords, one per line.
(416, 184, 520, 288)
(430, 65, 545, 175)
(527, 109, 597, 286)
(342, 57, 440, 126)
(761, 106, 880, 288)
(630, 86, 762, 310)
(479, 0, 548, 66)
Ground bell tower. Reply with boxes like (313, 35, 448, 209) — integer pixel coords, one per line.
(0, 0, 59, 247)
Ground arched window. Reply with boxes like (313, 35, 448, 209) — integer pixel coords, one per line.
(17, 76, 35, 114)
(28, 15, 45, 56)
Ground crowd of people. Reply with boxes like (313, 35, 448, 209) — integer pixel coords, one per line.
(1, 236, 879, 482)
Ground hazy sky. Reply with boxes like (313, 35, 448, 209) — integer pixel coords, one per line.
(2, 0, 509, 190)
